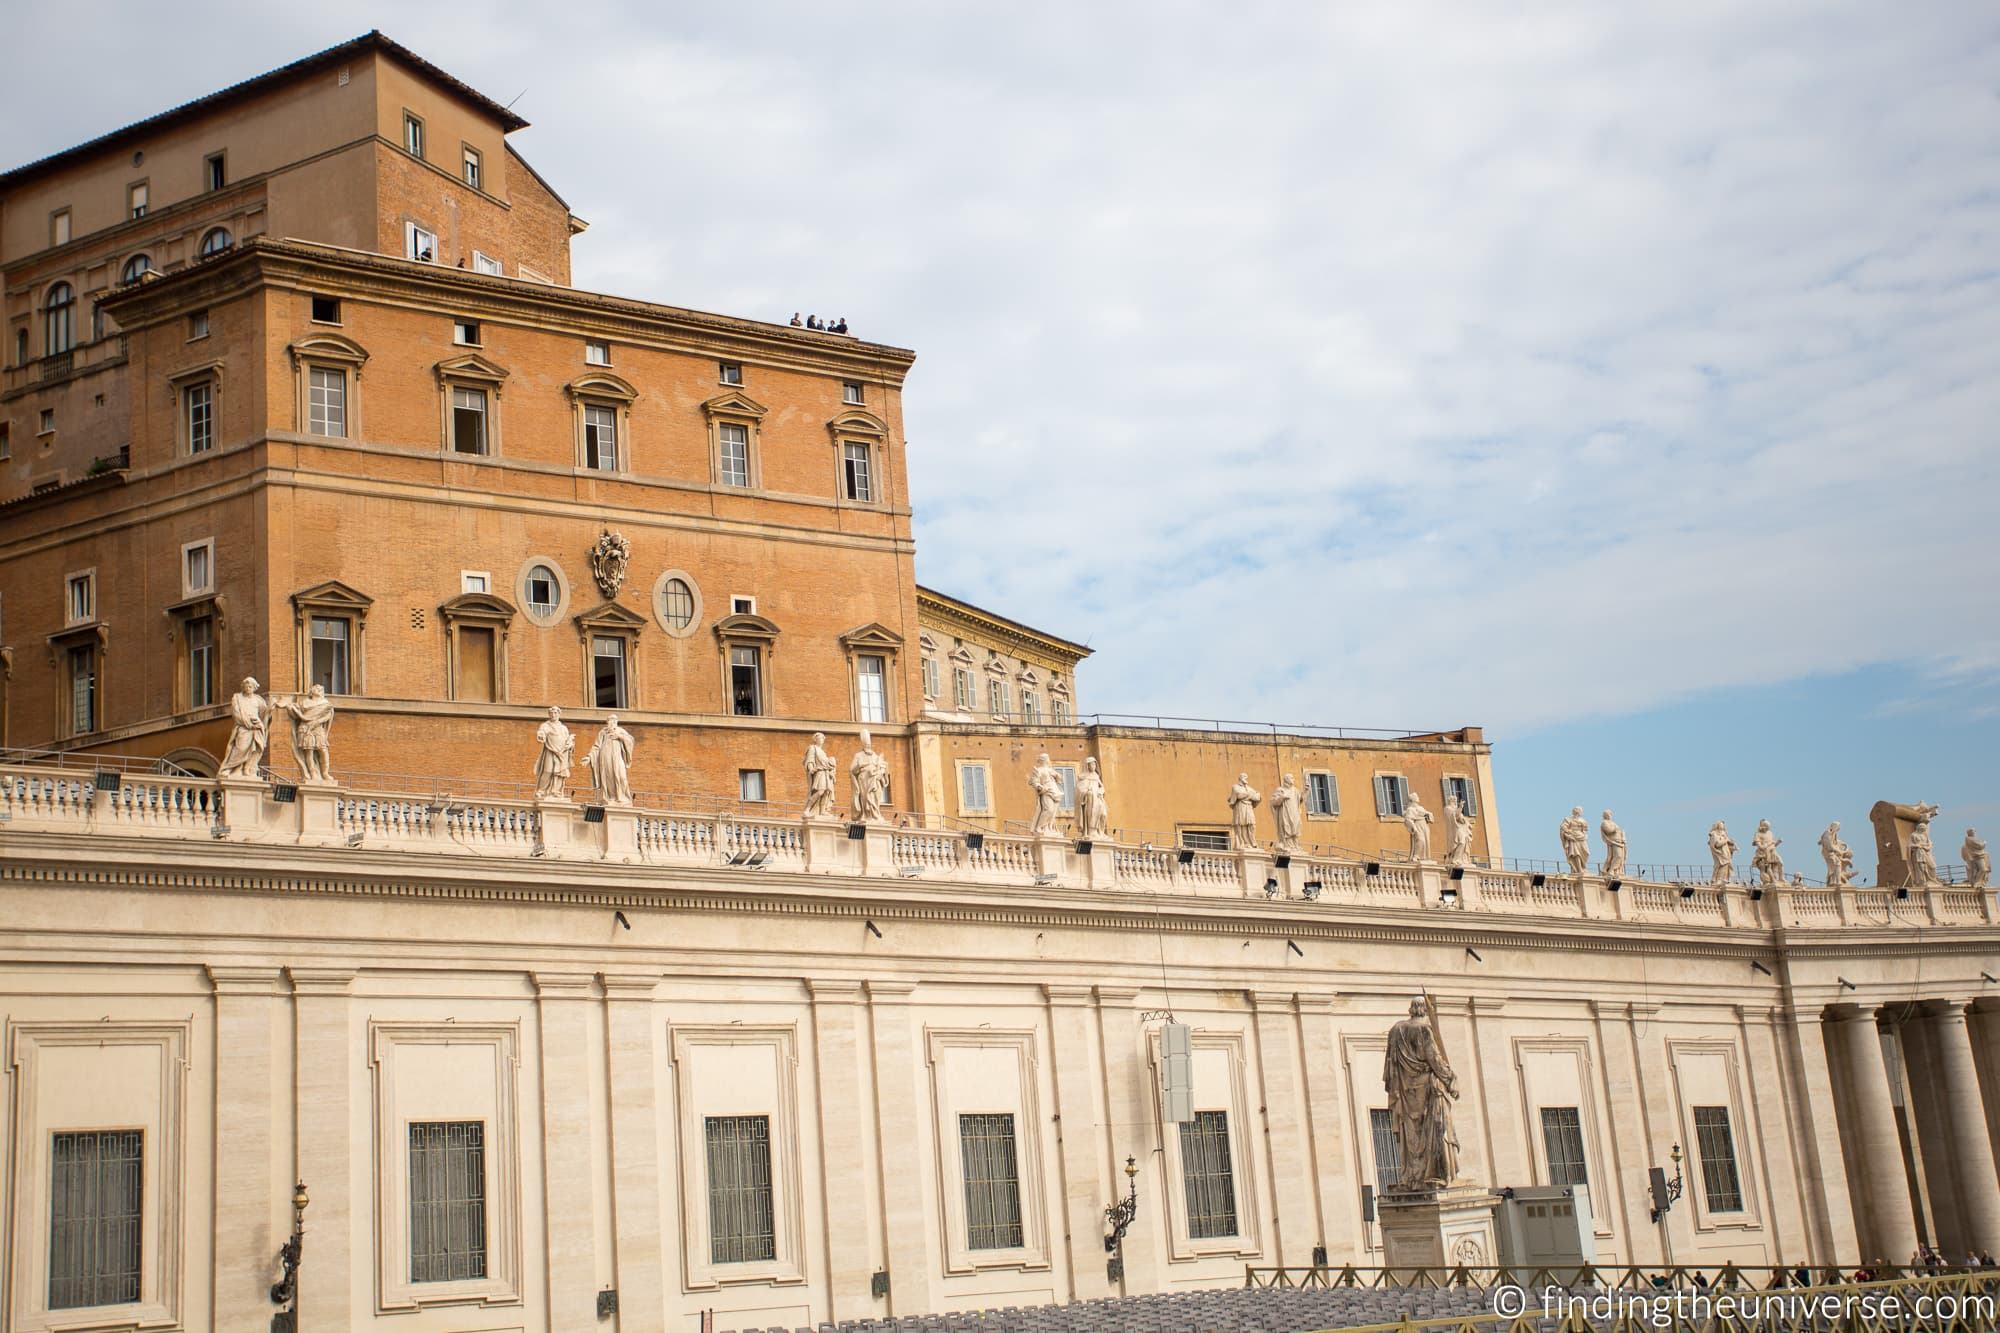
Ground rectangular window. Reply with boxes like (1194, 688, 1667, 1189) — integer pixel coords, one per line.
(592, 635, 628, 709)
(729, 645, 761, 716)
(453, 319, 480, 346)
(185, 381, 214, 454)
(51, 209, 72, 246)
(406, 222, 437, 262)
(738, 769, 766, 802)
(856, 653, 887, 723)
(1180, 828, 1230, 851)
(1369, 1107, 1403, 1188)
(451, 387, 488, 454)
(67, 572, 94, 623)
(310, 616, 350, 694)
(1306, 771, 1338, 817)
(456, 626, 496, 701)
(47, 1129, 143, 1310)
(183, 542, 213, 595)
(988, 679, 1009, 721)
(1056, 764, 1076, 811)
(959, 1113, 1024, 1250)
(462, 571, 490, 594)
(403, 112, 426, 159)
(1179, 1110, 1239, 1239)
(308, 367, 347, 437)
(1443, 775, 1479, 816)
(921, 656, 940, 700)
(1, 422, 10, 459)
(842, 441, 874, 502)
(842, 380, 863, 405)
(40, 407, 56, 434)
(1692, 1106, 1744, 1212)
(718, 361, 743, 386)
(66, 644, 97, 735)
(188, 310, 209, 340)
(310, 295, 340, 323)
(958, 762, 991, 814)
(1540, 1106, 1589, 1188)
(1374, 774, 1409, 818)
(205, 152, 226, 191)
(584, 404, 618, 471)
(953, 666, 974, 710)
(472, 251, 503, 276)
(704, 1115, 776, 1264)
(1053, 699, 1070, 725)
(187, 615, 216, 708)
(730, 596, 756, 615)
(718, 422, 750, 487)
(462, 145, 481, 188)
(1022, 689, 1041, 724)
(128, 182, 148, 218)
(408, 1121, 485, 1283)
(585, 338, 611, 366)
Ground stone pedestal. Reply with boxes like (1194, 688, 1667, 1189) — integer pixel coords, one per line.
(1032, 834, 1068, 881)
(1081, 841, 1117, 890)
(803, 817, 854, 873)
(1378, 1185, 1502, 1269)
(534, 798, 580, 855)
(295, 781, 342, 844)
(217, 776, 270, 838)
(858, 822, 895, 876)
(599, 805, 638, 862)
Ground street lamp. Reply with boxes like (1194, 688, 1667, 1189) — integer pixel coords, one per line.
(270, 1180, 308, 1331)
(1649, 1144, 1684, 1223)
(1104, 1155, 1140, 1283)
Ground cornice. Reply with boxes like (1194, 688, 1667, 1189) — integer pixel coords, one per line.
(915, 587, 1090, 667)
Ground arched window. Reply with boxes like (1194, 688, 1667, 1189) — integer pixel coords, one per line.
(199, 227, 233, 259)
(43, 283, 74, 355)
(120, 254, 152, 284)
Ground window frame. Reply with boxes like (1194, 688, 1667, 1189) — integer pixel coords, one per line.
(197, 227, 232, 259)
(65, 569, 96, 627)
(127, 180, 149, 219)
(452, 318, 481, 347)
(120, 253, 151, 285)
(953, 665, 975, 711)
(590, 633, 629, 709)
(203, 151, 226, 191)
(717, 360, 743, 386)
(921, 655, 940, 701)
(1305, 769, 1339, 818)
(987, 677, 1010, 721)
(518, 558, 571, 628)
(461, 144, 482, 188)
(471, 250, 503, 276)
(1443, 774, 1479, 817)
(842, 380, 863, 405)
(42, 282, 74, 356)
(439, 592, 515, 703)
(405, 220, 437, 263)
(1373, 772, 1410, 819)
(180, 539, 215, 598)
(584, 338, 612, 367)
(958, 1113, 1026, 1251)
(574, 602, 647, 710)
(403, 110, 427, 159)
(738, 769, 767, 804)
(288, 334, 368, 441)
(1178, 1110, 1241, 1240)
(1691, 1106, 1745, 1214)
(841, 439, 875, 504)
(567, 373, 638, 474)
(435, 354, 508, 457)
(290, 580, 372, 694)
(1539, 1105, 1590, 1189)
(407, 1120, 486, 1284)
(855, 653, 888, 723)
(650, 569, 702, 639)
(702, 391, 767, 490)
(46, 1128, 146, 1312)
(177, 373, 217, 455)
(956, 759, 992, 815)
(827, 409, 890, 507)
(59, 637, 101, 737)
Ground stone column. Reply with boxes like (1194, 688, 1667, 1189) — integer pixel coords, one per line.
(1833, 1005, 1920, 1262)
(603, 974, 668, 1333)
(1093, 988, 1162, 1293)
(1047, 985, 1113, 1298)
(1769, 1009, 1858, 1263)
(289, 967, 356, 1328)
(809, 980, 878, 1321)
(210, 966, 287, 1333)
(1250, 991, 1317, 1266)
(868, 980, 932, 1315)
(1926, 1000, 2000, 1254)
(534, 972, 599, 1329)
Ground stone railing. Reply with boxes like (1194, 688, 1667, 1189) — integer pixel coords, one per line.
(1, 760, 1993, 930)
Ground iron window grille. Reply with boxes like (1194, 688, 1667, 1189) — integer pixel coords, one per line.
(1540, 1106, 1589, 1188)
(1692, 1106, 1744, 1212)
(958, 1113, 1025, 1250)
(1179, 1110, 1240, 1239)
(408, 1120, 486, 1282)
(48, 1129, 143, 1310)
(704, 1114, 777, 1263)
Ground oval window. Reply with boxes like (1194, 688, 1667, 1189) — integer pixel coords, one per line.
(525, 564, 560, 618)
(660, 577, 694, 630)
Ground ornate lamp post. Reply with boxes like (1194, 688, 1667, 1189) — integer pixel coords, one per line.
(270, 1180, 308, 1332)
(1649, 1143, 1684, 1223)
(1104, 1154, 1140, 1284)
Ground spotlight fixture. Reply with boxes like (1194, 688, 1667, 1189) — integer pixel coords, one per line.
(530, 844, 547, 858)
(1749, 886, 1764, 901)
(210, 823, 231, 839)
(613, 910, 632, 931)
(865, 920, 884, 939)
(965, 832, 985, 851)
(1034, 873, 1059, 886)
(1606, 878, 1622, 893)
(1177, 849, 1196, 866)
(1365, 861, 1382, 877)
(1263, 878, 1280, 898)
(1301, 881, 1323, 901)
(1982, 972, 1998, 984)
(92, 769, 122, 793)
(846, 823, 867, 840)
(1679, 885, 1696, 899)
(583, 805, 606, 824)
(270, 783, 298, 803)
(1275, 854, 1291, 869)
(725, 850, 772, 868)
(1075, 839, 1093, 855)
(1287, 940, 1304, 958)
(1465, 947, 1484, 963)
(1439, 886, 1459, 906)
(1837, 977, 1857, 991)
(1448, 866, 1464, 881)
(1751, 961, 1773, 976)
(1530, 873, 1546, 888)
(1894, 886, 1910, 901)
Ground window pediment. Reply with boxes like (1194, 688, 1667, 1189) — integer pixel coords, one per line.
(984, 653, 1009, 677)
(434, 352, 509, 390)
(165, 591, 227, 626)
(714, 612, 780, 645)
(1018, 667, 1040, 686)
(947, 645, 974, 665)
(839, 622, 904, 653)
(703, 390, 769, 421)
(439, 592, 518, 624)
(1050, 676, 1071, 697)
(287, 333, 369, 373)
(918, 633, 938, 653)
(566, 372, 638, 404)
(826, 408, 887, 441)
(574, 601, 648, 636)
(291, 580, 373, 620)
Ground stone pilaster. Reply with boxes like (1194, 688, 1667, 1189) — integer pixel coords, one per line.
(1046, 985, 1113, 1299)
(1249, 991, 1318, 1265)
(209, 966, 287, 1333)
(808, 980, 878, 1321)
(1296, 993, 1360, 1262)
(534, 972, 599, 1329)
(289, 967, 356, 1328)
(1589, 999, 1663, 1259)
(867, 980, 931, 1315)
(602, 973, 668, 1333)
(1467, 996, 1526, 1188)
(1833, 1005, 1919, 1262)
(1093, 987, 1161, 1293)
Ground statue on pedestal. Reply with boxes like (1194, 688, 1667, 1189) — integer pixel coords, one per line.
(1227, 774, 1260, 849)
(1752, 819, 1785, 887)
(1907, 816, 1941, 888)
(280, 685, 337, 784)
(1870, 800, 1941, 890)
(1405, 793, 1434, 862)
(1271, 775, 1304, 853)
(1075, 758, 1110, 839)
(1820, 822, 1854, 888)
(1028, 753, 1064, 835)
(850, 730, 889, 822)
(1966, 831, 1991, 890)
(1559, 807, 1590, 875)
(1709, 820, 1737, 884)
(583, 715, 634, 806)
(1443, 796, 1474, 868)
(803, 732, 837, 819)
(534, 706, 575, 799)
(1600, 810, 1627, 878)
(1382, 996, 1459, 1191)
(219, 677, 272, 778)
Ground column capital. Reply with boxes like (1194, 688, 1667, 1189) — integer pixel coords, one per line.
(1467, 995, 1508, 1015)
(287, 965, 356, 995)
(601, 973, 663, 1001)
(1248, 990, 1298, 1012)
(533, 971, 596, 997)
(207, 964, 287, 995)
(865, 979, 916, 1003)
(1294, 992, 1339, 1014)
(1828, 1002, 1887, 1025)
(1925, 998, 1975, 1020)
(1044, 984, 1095, 1006)
(806, 978, 865, 1003)
(1094, 985, 1142, 1004)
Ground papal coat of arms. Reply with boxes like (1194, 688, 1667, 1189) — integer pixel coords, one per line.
(589, 530, 631, 600)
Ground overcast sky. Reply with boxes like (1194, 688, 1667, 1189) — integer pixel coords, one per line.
(10, 3, 1998, 870)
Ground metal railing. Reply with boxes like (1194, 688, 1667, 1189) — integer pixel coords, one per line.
(1248, 1262, 1996, 1291)
(1077, 713, 1457, 741)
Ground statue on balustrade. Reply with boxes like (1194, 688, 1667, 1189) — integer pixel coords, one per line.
(1966, 830, 1991, 890)
(1271, 775, 1304, 853)
(1382, 996, 1460, 1191)
(1709, 820, 1737, 884)
(219, 677, 272, 779)
(1906, 817, 1941, 888)
(1442, 795, 1474, 867)
(533, 706, 575, 799)
(803, 733, 837, 819)
(1075, 758, 1110, 839)
(1869, 800, 1941, 890)
(1752, 819, 1785, 887)
(1028, 753, 1065, 835)
(1820, 822, 1854, 888)
(280, 685, 337, 784)
(1600, 810, 1627, 878)
(583, 715, 634, 806)
(850, 730, 890, 823)
(1227, 774, 1261, 849)
(1560, 806, 1590, 875)
(1404, 792, 1434, 862)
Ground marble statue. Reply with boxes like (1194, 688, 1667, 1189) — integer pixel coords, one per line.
(219, 677, 272, 779)
(1906, 815, 1941, 888)
(1708, 821, 1737, 885)
(850, 730, 889, 822)
(1820, 822, 1854, 889)
(583, 715, 634, 806)
(1227, 774, 1261, 848)
(1751, 819, 1785, 887)
(1870, 800, 1941, 892)
(1382, 996, 1459, 1191)
(803, 732, 837, 819)
(1075, 758, 1109, 839)
(279, 685, 336, 784)
(1559, 807, 1590, 876)
(1271, 774, 1304, 853)
(533, 706, 575, 799)
(1443, 796, 1474, 867)
(1966, 830, 1991, 890)
(588, 529, 632, 600)
(1404, 793, 1434, 862)
(1600, 810, 1627, 878)
(1028, 753, 1064, 835)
